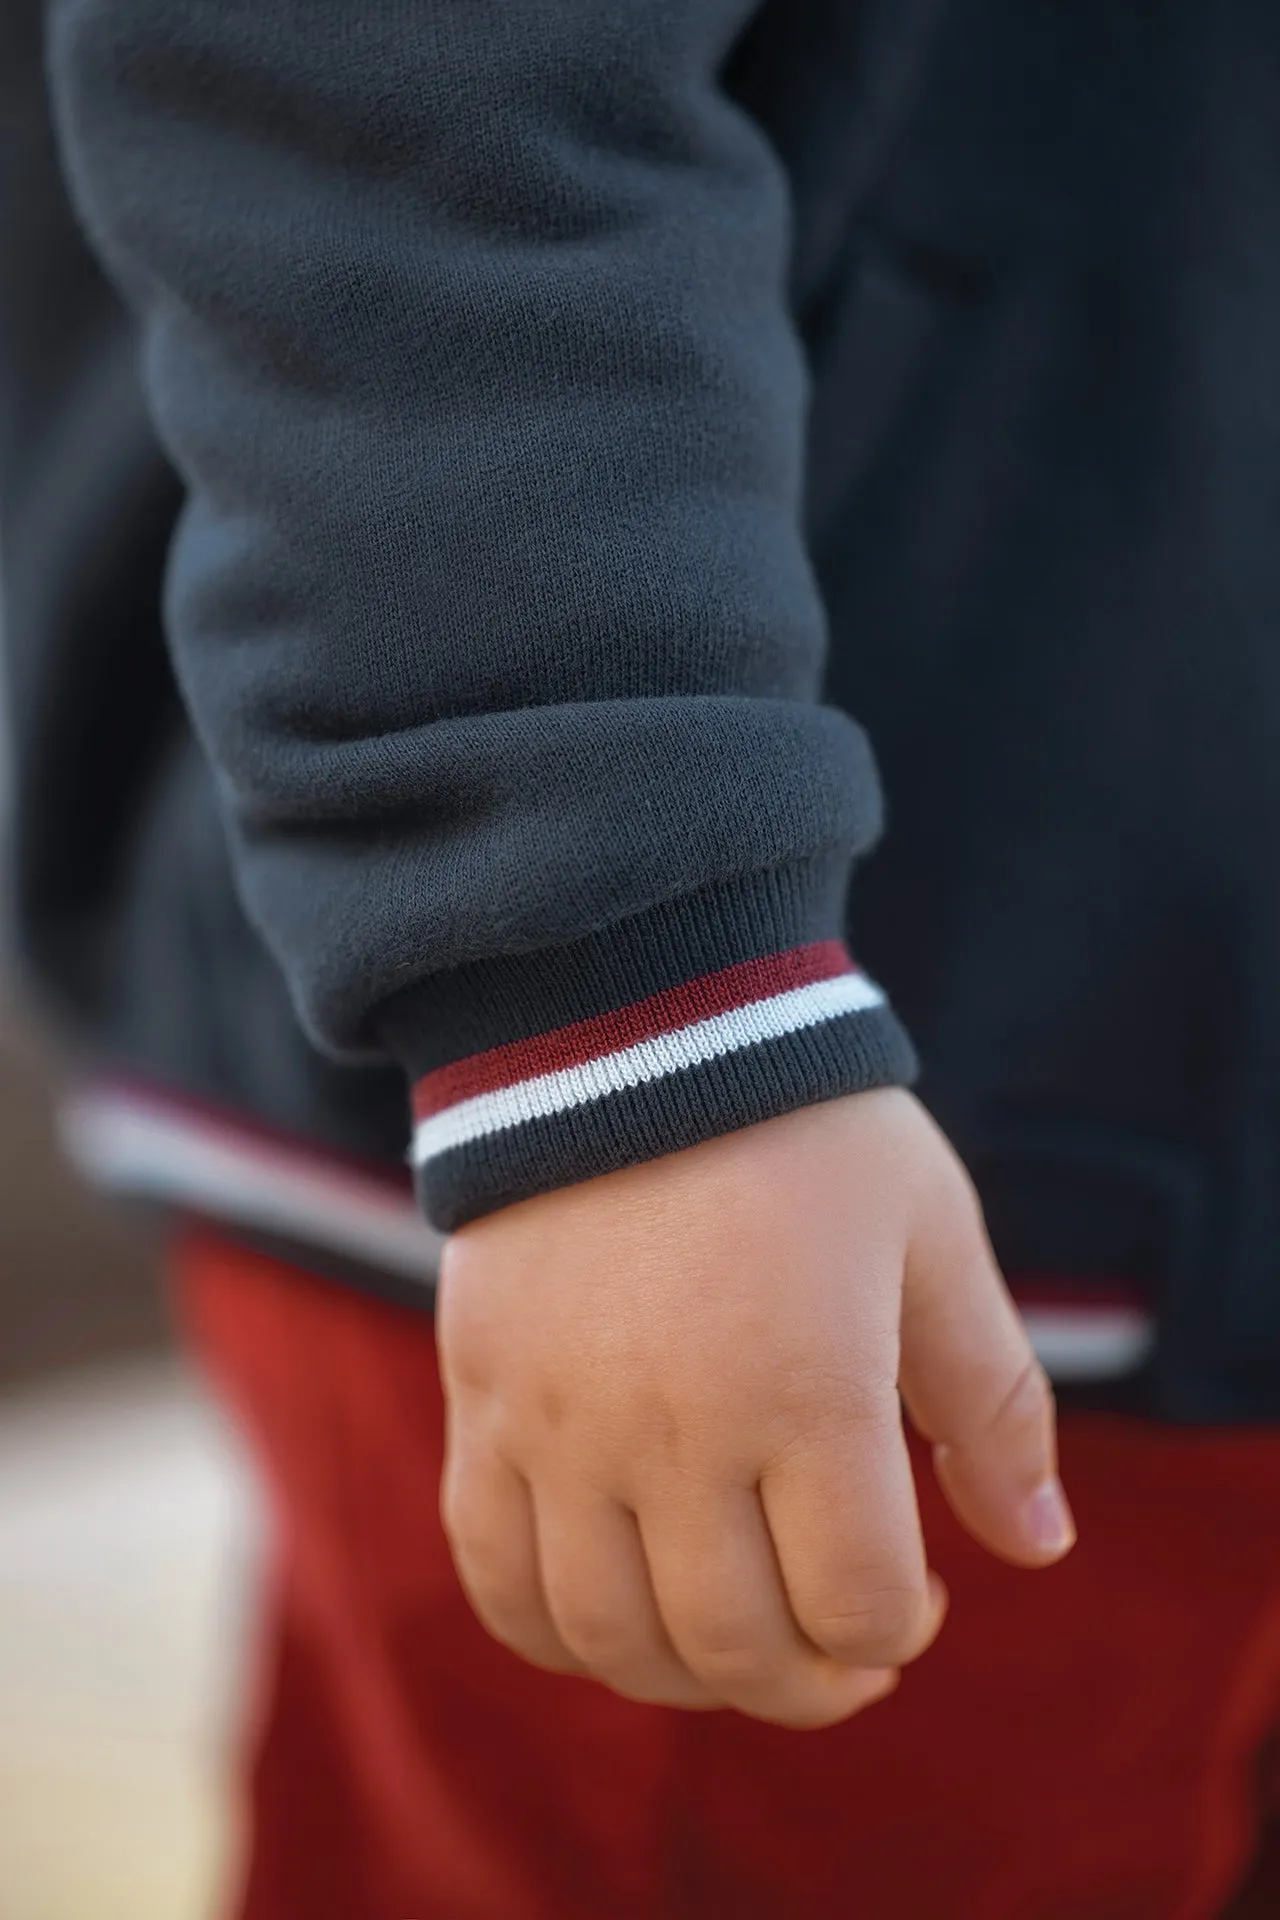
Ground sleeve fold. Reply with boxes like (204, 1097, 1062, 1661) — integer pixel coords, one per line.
(48, 0, 914, 1227)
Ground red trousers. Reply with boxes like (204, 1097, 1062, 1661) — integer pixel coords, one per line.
(177, 1229, 1280, 1920)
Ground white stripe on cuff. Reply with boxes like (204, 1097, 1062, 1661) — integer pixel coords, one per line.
(411, 971, 886, 1166)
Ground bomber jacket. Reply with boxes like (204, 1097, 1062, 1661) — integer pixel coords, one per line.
(4, 0, 1279, 1417)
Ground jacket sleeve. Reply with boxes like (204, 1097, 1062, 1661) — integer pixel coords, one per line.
(47, 0, 915, 1230)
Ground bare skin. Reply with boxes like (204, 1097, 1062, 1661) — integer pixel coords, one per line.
(438, 1089, 1074, 1730)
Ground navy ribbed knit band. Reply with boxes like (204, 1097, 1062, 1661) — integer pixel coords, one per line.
(409, 939, 914, 1229)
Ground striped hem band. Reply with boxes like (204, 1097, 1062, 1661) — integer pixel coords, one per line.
(57, 1080, 1154, 1382)
(410, 941, 884, 1168)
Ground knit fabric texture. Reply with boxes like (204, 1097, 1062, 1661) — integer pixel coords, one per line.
(48, 0, 914, 1226)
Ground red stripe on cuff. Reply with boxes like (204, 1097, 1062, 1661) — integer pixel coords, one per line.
(412, 941, 857, 1120)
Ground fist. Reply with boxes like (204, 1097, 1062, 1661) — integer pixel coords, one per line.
(437, 1091, 1073, 1729)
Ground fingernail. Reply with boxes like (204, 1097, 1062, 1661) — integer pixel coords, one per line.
(1024, 1477, 1076, 1556)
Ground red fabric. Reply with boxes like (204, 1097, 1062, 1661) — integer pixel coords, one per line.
(411, 940, 854, 1115)
(176, 1228, 1280, 1920)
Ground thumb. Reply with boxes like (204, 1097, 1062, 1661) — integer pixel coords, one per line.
(898, 1164, 1076, 1568)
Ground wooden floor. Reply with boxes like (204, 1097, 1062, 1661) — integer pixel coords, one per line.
(0, 1003, 253, 1917)
(0, 1361, 256, 1920)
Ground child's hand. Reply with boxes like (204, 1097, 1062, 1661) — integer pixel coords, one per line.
(437, 1089, 1073, 1728)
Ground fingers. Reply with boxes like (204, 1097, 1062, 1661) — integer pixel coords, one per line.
(760, 1395, 947, 1670)
(638, 1482, 900, 1728)
(441, 1445, 585, 1674)
(449, 1451, 920, 1722)
(534, 1488, 720, 1708)
(899, 1169, 1076, 1567)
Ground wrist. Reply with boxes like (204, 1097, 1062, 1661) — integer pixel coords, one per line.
(378, 859, 915, 1230)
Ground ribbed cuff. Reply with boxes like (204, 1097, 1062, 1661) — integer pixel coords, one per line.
(376, 858, 916, 1231)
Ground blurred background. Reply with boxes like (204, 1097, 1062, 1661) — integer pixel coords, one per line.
(7, 2, 1280, 1914)
(2, 9, 262, 1907)
(0, 1006, 257, 1920)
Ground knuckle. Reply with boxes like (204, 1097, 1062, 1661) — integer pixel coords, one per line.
(439, 1340, 497, 1400)
(600, 1662, 714, 1709)
(936, 1148, 987, 1232)
(552, 1601, 640, 1669)
(952, 1164, 988, 1237)
(438, 1475, 471, 1548)
(443, 1522, 534, 1636)
(760, 1393, 901, 1481)
(804, 1584, 928, 1664)
(441, 1498, 507, 1582)
(473, 1607, 536, 1657)
(464, 1580, 547, 1655)
(913, 1145, 984, 1246)
(991, 1356, 1056, 1443)
(676, 1616, 779, 1689)
(457, 1554, 532, 1624)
